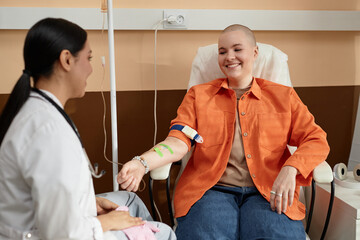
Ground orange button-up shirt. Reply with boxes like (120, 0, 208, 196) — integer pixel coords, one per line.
(168, 78, 330, 220)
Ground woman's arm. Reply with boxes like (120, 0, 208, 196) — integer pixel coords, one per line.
(117, 136, 188, 192)
(118, 89, 197, 192)
(270, 89, 329, 214)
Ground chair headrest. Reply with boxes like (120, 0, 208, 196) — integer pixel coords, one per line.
(188, 43, 292, 90)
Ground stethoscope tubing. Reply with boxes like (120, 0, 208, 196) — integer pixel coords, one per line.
(31, 88, 105, 178)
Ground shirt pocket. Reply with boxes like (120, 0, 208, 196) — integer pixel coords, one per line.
(257, 112, 291, 152)
(197, 108, 226, 148)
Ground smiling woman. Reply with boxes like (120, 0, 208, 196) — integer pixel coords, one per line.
(218, 25, 259, 89)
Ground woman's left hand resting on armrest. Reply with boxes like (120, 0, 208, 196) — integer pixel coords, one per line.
(118, 136, 188, 192)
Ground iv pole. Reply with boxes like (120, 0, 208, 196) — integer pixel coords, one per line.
(104, 0, 119, 191)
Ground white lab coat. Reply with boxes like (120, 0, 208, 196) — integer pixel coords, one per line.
(0, 90, 104, 239)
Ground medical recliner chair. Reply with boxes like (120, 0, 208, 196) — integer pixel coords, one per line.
(149, 43, 334, 240)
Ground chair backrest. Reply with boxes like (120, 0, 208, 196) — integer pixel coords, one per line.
(188, 42, 292, 90)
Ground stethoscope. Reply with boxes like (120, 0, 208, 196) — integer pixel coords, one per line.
(32, 88, 106, 178)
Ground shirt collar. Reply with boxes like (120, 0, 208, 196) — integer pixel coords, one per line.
(216, 77, 262, 100)
(30, 89, 64, 109)
(249, 78, 262, 100)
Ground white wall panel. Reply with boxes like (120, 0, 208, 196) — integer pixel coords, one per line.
(0, 7, 359, 31)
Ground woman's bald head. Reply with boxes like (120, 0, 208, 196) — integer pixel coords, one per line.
(222, 24, 256, 47)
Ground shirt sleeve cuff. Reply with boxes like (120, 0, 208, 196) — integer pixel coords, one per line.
(283, 159, 313, 186)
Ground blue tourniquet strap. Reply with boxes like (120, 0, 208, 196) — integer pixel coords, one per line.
(170, 124, 196, 146)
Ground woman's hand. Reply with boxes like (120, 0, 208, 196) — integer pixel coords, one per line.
(96, 197, 118, 215)
(270, 166, 298, 214)
(97, 210, 145, 232)
(117, 159, 146, 192)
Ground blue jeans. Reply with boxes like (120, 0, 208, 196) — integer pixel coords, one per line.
(175, 185, 305, 240)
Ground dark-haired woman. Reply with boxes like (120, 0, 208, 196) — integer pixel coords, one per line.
(0, 18, 175, 240)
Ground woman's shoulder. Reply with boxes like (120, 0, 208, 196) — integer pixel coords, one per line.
(3, 97, 71, 151)
(255, 78, 293, 95)
(17, 97, 62, 128)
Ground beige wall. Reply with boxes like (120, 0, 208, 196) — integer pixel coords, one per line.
(0, 1, 359, 93)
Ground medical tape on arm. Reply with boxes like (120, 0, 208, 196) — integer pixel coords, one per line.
(153, 147, 164, 157)
(170, 124, 203, 146)
(153, 143, 174, 157)
(159, 143, 173, 154)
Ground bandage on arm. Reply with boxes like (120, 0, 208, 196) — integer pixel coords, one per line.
(138, 137, 188, 180)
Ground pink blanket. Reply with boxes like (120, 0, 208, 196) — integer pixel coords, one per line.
(116, 206, 160, 240)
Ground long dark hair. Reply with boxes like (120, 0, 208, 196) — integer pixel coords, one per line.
(0, 18, 87, 146)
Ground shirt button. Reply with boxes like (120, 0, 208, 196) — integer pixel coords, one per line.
(25, 233, 32, 239)
(243, 132, 248, 137)
(247, 154, 251, 159)
(241, 112, 245, 116)
(252, 174, 256, 178)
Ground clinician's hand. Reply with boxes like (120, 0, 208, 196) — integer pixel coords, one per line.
(97, 210, 145, 232)
(96, 197, 119, 215)
(117, 159, 146, 192)
(270, 166, 298, 214)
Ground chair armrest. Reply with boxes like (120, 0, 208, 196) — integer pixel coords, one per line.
(313, 161, 333, 184)
(306, 161, 334, 239)
(149, 163, 175, 224)
(150, 163, 172, 180)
